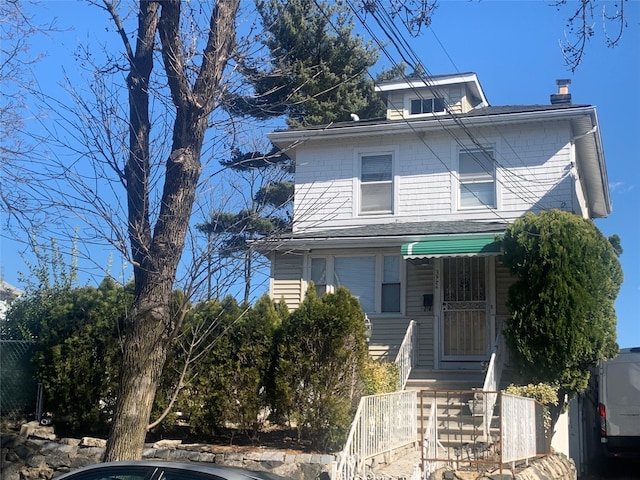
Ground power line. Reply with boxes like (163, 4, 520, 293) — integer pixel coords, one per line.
(342, 0, 570, 215)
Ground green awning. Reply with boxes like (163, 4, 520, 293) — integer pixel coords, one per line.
(401, 233, 502, 258)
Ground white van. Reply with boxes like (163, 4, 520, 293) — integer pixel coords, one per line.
(598, 347, 640, 458)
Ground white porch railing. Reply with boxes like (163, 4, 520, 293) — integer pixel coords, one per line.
(481, 321, 505, 439)
(501, 393, 537, 464)
(332, 390, 417, 480)
(418, 390, 549, 475)
(421, 397, 438, 477)
(394, 320, 418, 390)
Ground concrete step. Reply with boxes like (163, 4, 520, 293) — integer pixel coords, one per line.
(406, 368, 486, 391)
(413, 387, 502, 462)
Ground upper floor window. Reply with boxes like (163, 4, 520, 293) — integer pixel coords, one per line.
(411, 97, 445, 115)
(360, 153, 393, 214)
(459, 148, 496, 209)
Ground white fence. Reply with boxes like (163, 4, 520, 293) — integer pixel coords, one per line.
(417, 390, 547, 475)
(332, 391, 417, 480)
(394, 320, 418, 390)
(501, 393, 538, 464)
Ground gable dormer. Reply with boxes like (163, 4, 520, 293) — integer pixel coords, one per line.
(375, 72, 489, 120)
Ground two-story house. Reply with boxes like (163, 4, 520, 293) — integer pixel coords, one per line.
(261, 73, 609, 379)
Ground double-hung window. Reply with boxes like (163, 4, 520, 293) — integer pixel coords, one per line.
(360, 153, 393, 214)
(459, 148, 496, 208)
(411, 97, 445, 115)
(382, 255, 401, 312)
(308, 254, 402, 314)
(334, 256, 376, 313)
(310, 258, 327, 297)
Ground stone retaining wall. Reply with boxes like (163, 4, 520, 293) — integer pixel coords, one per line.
(1, 422, 577, 480)
(431, 453, 577, 480)
(0, 423, 334, 480)
(514, 454, 577, 480)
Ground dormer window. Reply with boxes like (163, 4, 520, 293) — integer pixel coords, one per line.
(411, 97, 445, 115)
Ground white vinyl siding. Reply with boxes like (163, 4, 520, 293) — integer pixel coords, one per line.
(360, 153, 393, 214)
(459, 148, 496, 209)
(406, 259, 435, 368)
(270, 253, 304, 310)
(291, 122, 574, 231)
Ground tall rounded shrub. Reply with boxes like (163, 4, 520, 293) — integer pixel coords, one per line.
(274, 286, 368, 450)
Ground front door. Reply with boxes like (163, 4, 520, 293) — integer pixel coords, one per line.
(440, 257, 489, 361)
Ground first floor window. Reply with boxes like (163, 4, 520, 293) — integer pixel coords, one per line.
(334, 256, 376, 313)
(360, 153, 393, 214)
(382, 255, 401, 312)
(309, 254, 402, 314)
(311, 257, 327, 296)
(459, 148, 496, 208)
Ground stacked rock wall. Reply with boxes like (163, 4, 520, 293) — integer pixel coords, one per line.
(1, 424, 333, 480)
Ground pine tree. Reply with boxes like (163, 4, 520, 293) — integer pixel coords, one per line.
(201, 0, 386, 302)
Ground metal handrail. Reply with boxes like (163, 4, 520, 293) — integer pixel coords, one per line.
(481, 320, 505, 439)
(421, 397, 438, 477)
(332, 390, 417, 480)
(394, 320, 418, 390)
(418, 390, 549, 473)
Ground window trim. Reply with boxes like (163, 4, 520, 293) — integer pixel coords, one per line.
(305, 253, 404, 315)
(355, 146, 398, 217)
(457, 146, 497, 210)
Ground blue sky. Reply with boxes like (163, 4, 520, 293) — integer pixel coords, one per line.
(1, 1, 639, 347)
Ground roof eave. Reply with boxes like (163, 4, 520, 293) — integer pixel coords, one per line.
(572, 110, 611, 217)
(268, 106, 599, 150)
(374, 72, 488, 105)
(254, 230, 507, 254)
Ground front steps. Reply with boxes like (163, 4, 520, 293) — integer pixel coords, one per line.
(405, 369, 502, 470)
(370, 366, 525, 477)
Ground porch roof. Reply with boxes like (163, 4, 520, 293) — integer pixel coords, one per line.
(401, 233, 502, 259)
(253, 221, 507, 253)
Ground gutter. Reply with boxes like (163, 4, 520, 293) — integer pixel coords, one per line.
(268, 106, 598, 145)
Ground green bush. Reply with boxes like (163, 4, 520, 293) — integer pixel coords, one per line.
(169, 295, 281, 437)
(176, 297, 241, 434)
(8, 272, 374, 450)
(362, 358, 399, 395)
(504, 383, 559, 406)
(8, 277, 130, 434)
(274, 286, 368, 450)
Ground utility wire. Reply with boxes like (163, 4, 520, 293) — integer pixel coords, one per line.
(342, 0, 572, 216)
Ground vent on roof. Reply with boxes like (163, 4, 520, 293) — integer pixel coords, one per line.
(551, 79, 572, 105)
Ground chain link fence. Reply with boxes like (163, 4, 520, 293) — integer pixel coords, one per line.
(0, 340, 40, 420)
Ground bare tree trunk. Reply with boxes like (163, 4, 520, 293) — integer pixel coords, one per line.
(103, 0, 239, 461)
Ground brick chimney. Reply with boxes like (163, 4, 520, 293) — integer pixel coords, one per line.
(550, 79, 572, 105)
